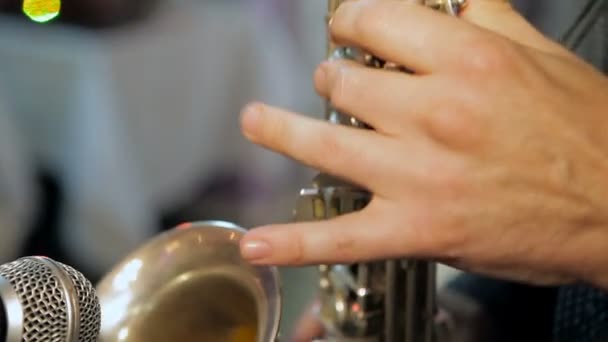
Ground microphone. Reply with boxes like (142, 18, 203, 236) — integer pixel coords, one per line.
(0, 256, 101, 342)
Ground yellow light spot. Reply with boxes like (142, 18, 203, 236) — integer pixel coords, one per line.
(22, 0, 61, 23)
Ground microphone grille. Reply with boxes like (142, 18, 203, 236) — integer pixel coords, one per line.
(0, 257, 101, 342)
(57, 263, 101, 341)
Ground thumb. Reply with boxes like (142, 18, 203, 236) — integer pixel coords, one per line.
(461, 0, 570, 57)
(291, 300, 325, 342)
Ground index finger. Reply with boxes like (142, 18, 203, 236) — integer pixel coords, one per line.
(330, 0, 479, 73)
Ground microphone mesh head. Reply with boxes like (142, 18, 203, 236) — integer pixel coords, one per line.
(57, 263, 102, 341)
(0, 257, 101, 342)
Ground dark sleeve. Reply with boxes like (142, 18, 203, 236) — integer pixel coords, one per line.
(445, 273, 559, 342)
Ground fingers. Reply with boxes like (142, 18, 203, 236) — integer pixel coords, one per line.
(291, 300, 324, 342)
(240, 200, 430, 266)
(240, 102, 403, 195)
(329, 0, 570, 77)
(330, 0, 479, 73)
(314, 59, 433, 135)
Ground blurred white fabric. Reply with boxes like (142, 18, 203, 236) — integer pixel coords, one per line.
(0, 0, 320, 274)
(0, 88, 37, 262)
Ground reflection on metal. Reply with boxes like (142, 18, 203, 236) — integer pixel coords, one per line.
(96, 221, 281, 342)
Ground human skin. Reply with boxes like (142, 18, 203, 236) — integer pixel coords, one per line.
(238, 0, 608, 293)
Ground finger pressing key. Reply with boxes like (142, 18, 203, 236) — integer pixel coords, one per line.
(240, 102, 403, 196)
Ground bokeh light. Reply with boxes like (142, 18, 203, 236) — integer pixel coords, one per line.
(22, 0, 61, 23)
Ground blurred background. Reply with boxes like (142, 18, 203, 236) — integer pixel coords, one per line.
(0, 0, 599, 337)
(0, 0, 332, 334)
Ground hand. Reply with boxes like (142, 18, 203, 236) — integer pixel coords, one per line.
(239, 0, 608, 289)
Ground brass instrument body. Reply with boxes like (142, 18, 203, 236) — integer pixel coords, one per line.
(294, 1, 466, 341)
(95, 2, 467, 342)
(96, 221, 281, 342)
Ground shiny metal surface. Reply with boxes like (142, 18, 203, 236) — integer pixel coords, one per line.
(294, 1, 467, 341)
(0, 256, 100, 342)
(58, 262, 103, 341)
(425, 0, 468, 15)
(37, 257, 80, 342)
(96, 221, 281, 342)
(0, 275, 23, 342)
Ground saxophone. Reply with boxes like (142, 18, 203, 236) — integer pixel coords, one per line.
(294, 1, 467, 341)
(94, 2, 467, 342)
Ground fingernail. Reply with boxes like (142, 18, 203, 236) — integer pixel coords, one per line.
(241, 240, 272, 261)
(240, 102, 263, 139)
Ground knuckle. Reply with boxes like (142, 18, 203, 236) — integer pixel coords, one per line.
(287, 229, 306, 265)
(316, 127, 353, 169)
(461, 35, 513, 74)
(260, 112, 287, 145)
(334, 233, 356, 252)
(329, 71, 351, 111)
(354, 3, 391, 42)
(426, 103, 485, 148)
(328, 67, 362, 113)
